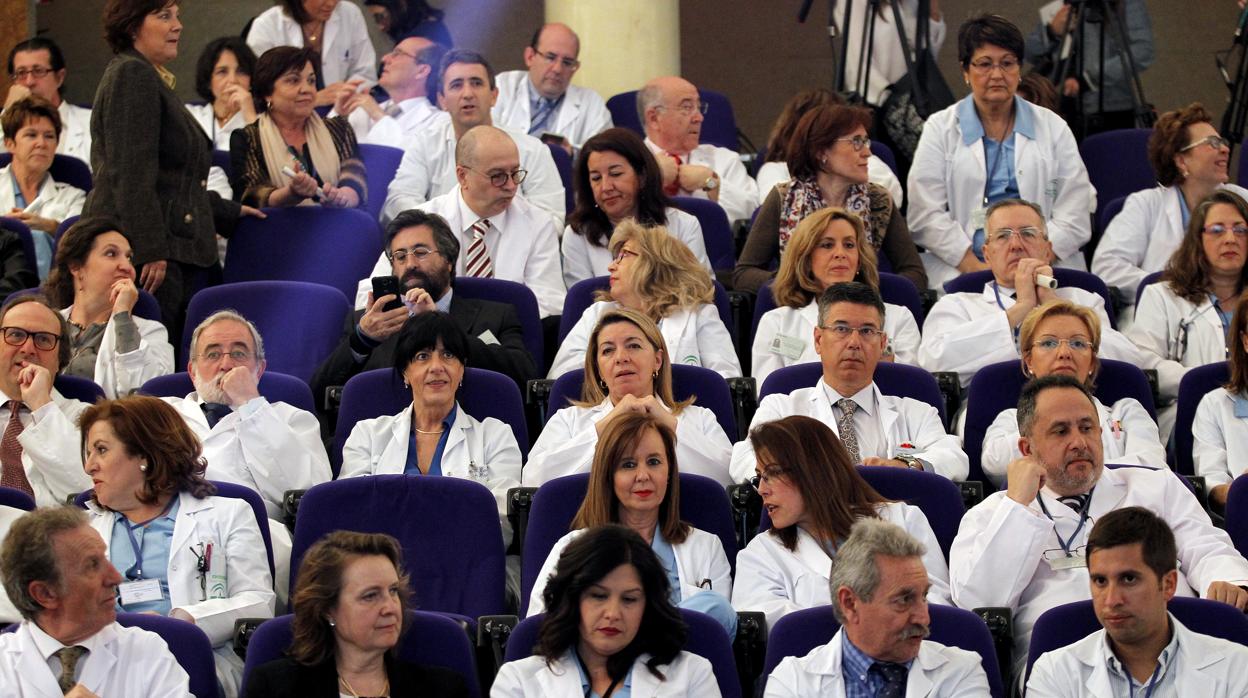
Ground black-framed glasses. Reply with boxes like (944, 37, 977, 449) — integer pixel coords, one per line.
(1181, 135, 1230, 152)
(386, 245, 441, 263)
(0, 326, 59, 351)
(535, 50, 579, 70)
(465, 167, 527, 188)
(834, 135, 871, 151)
(10, 67, 53, 81)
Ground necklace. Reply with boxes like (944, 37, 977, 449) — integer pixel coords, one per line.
(338, 674, 389, 698)
(414, 427, 444, 435)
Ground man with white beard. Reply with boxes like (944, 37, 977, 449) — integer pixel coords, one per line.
(160, 310, 331, 605)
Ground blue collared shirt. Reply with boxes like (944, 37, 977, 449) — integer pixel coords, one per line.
(959, 96, 1037, 258)
(526, 76, 565, 137)
(574, 649, 633, 698)
(841, 632, 915, 698)
(651, 526, 682, 604)
(110, 498, 180, 615)
(405, 402, 457, 476)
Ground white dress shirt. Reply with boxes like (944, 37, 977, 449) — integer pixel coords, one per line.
(644, 137, 760, 223)
(246, 3, 377, 86)
(1, 387, 91, 507)
(381, 118, 566, 225)
(559, 206, 711, 287)
(360, 187, 566, 317)
(491, 70, 613, 148)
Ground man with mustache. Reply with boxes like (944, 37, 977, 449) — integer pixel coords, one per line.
(919, 198, 1141, 388)
(315, 207, 536, 403)
(765, 518, 990, 696)
(1027, 507, 1248, 697)
(950, 374, 1248, 686)
(729, 282, 967, 483)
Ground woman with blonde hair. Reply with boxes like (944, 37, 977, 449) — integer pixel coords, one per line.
(526, 308, 732, 486)
(751, 207, 922, 386)
(980, 299, 1165, 487)
(550, 220, 741, 379)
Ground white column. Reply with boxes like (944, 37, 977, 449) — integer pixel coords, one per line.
(544, 0, 680, 100)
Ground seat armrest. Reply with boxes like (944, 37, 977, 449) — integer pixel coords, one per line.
(920, 289, 938, 317)
(727, 290, 756, 373)
(1143, 369, 1161, 411)
(478, 614, 519, 686)
(323, 385, 344, 414)
(506, 487, 537, 556)
(932, 371, 963, 430)
(728, 483, 762, 550)
(282, 489, 307, 532)
(727, 376, 757, 441)
(525, 378, 555, 443)
(231, 618, 268, 660)
(958, 481, 985, 510)
(733, 611, 768, 697)
(973, 606, 1013, 690)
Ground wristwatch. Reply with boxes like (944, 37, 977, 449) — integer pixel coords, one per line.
(896, 454, 923, 470)
(701, 174, 719, 192)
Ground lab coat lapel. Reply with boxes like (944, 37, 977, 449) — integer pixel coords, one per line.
(806, 381, 838, 435)
(793, 528, 834, 581)
(660, 308, 697, 366)
(874, 384, 901, 445)
(799, 302, 820, 343)
(10, 624, 64, 698)
(169, 491, 211, 558)
(77, 624, 119, 695)
(1090, 467, 1128, 517)
(379, 407, 414, 473)
(443, 403, 470, 470)
(556, 91, 582, 137)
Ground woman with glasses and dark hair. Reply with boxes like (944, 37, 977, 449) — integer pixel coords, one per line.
(734, 103, 925, 294)
(1093, 103, 1247, 304)
(980, 300, 1165, 488)
(1129, 190, 1248, 436)
(907, 13, 1093, 291)
(493, 524, 718, 697)
(43, 216, 174, 398)
(561, 127, 711, 288)
(1193, 290, 1248, 513)
(730, 415, 949, 630)
(243, 531, 469, 697)
(526, 410, 736, 636)
(81, 394, 274, 697)
(230, 46, 367, 210)
(246, 0, 377, 107)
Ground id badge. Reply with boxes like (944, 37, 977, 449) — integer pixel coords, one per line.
(970, 207, 987, 232)
(119, 578, 163, 606)
(769, 334, 806, 360)
(1046, 552, 1087, 571)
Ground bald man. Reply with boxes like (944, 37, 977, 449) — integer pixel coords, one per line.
(364, 125, 565, 318)
(382, 48, 566, 225)
(491, 23, 612, 151)
(639, 76, 758, 222)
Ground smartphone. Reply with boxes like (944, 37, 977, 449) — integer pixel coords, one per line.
(539, 132, 568, 147)
(371, 275, 404, 312)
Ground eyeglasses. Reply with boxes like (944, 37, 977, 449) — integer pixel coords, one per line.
(0, 326, 59, 351)
(465, 167, 527, 188)
(387, 244, 441, 263)
(988, 227, 1045, 245)
(10, 67, 53, 81)
(1202, 223, 1248, 237)
(198, 349, 253, 362)
(818, 324, 882, 340)
(387, 46, 418, 61)
(1032, 337, 1093, 353)
(1181, 135, 1231, 152)
(661, 101, 709, 117)
(968, 57, 1020, 74)
(834, 135, 871, 151)
(749, 465, 789, 491)
(612, 248, 639, 263)
(535, 50, 580, 70)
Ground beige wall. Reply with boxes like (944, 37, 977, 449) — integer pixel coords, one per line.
(37, 0, 1241, 148)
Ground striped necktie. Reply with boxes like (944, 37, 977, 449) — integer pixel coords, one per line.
(0, 401, 33, 497)
(465, 219, 495, 278)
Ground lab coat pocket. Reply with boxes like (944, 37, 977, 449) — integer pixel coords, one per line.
(792, 572, 830, 608)
(201, 534, 228, 600)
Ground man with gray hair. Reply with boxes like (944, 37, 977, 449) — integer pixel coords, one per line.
(0, 506, 191, 695)
(765, 518, 989, 696)
(919, 197, 1141, 388)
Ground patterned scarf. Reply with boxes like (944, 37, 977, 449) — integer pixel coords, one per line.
(778, 177, 876, 252)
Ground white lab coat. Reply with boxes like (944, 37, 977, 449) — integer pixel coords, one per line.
(906, 96, 1095, 290)
(339, 400, 523, 543)
(492, 648, 718, 698)
(919, 283, 1141, 388)
(0, 101, 92, 171)
(1092, 184, 1248, 300)
(0, 621, 191, 698)
(0, 166, 85, 277)
(8, 388, 91, 508)
(526, 399, 733, 487)
(360, 187, 567, 317)
(1192, 387, 1248, 489)
(527, 526, 732, 617)
(342, 97, 445, 148)
(730, 380, 968, 482)
(246, 3, 377, 86)
(381, 118, 566, 225)
(549, 301, 742, 380)
(559, 207, 711, 288)
(981, 396, 1166, 488)
(948, 465, 1248, 680)
(750, 300, 921, 388)
(1128, 282, 1228, 400)
(491, 71, 613, 149)
(755, 153, 903, 208)
(644, 138, 759, 223)
(59, 307, 174, 399)
(88, 491, 275, 698)
(731, 504, 951, 632)
(0, 504, 24, 624)
(764, 629, 988, 698)
(1027, 614, 1248, 698)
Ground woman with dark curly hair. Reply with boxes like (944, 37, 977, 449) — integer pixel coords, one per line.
(243, 530, 468, 698)
(493, 524, 717, 697)
(81, 394, 274, 697)
(1093, 103, 1247, 303)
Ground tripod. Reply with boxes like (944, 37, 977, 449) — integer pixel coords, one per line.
(1217, 5, 1248, 162)
(1050, 0, 1155, 138)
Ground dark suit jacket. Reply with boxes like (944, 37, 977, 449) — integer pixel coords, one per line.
(242, 654, 469, 698)
(84, 50, 240, 268)
(311, 293, 538, 408)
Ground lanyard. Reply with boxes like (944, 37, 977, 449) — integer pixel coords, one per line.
(575, 650, 622, 698)
(1177, 187, 1190, 230)
(992, 282, 1012, 311)
(1128, 663, 1162, 698)
(121, 498, 176, 580)
(1037, 488, 1094, 558)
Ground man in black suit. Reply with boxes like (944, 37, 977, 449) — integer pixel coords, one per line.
(311, 209, 536, 411)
